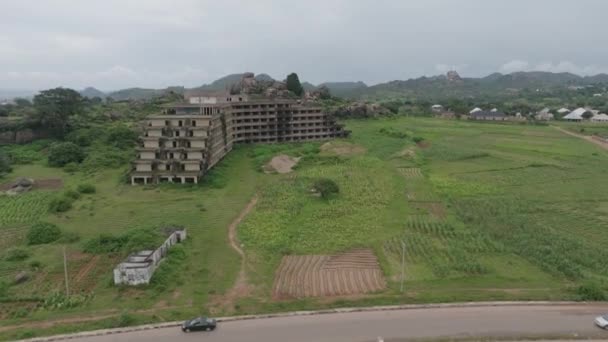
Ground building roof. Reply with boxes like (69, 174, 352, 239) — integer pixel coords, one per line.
(469, 107, 482, 114)
(563, 107, 590, 120)
(557, 107, 570, 114)
(592, 113, 608, 121)
(470, 110, 506, 118)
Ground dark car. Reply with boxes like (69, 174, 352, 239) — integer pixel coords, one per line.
(182, 317, 217, 332)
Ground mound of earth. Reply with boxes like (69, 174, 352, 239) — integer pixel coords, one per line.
(264, 155, 301, 174)
(320, 141, 366, 156)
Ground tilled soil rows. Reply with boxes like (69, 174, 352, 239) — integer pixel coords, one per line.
(273, 249, 386, 299)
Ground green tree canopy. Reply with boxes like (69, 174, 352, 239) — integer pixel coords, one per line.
(48, 142, 85, 167)
(0, 150, 11, 176)
(33, 87, 84, 137)
(286, 73, 304, 96)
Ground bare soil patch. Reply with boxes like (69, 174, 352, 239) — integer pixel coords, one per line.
(416, 141, 431, 149)
(272, 249, 386, 299)
(0, 178, 63, 191)
(264, 155, 300, 174)
(397, 167, 423, 178)
(413, 202, 447, 220)
(320, 141, 366, 156)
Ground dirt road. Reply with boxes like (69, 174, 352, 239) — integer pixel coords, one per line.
(65, 304, 608, 342)
(553, 126, 608, 151)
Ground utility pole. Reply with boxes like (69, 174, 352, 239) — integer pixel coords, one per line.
(63, 246, 70, 297)
(400, 240, 406, 293)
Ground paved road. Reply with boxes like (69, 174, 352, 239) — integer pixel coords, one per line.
(71, 305, 608, 342)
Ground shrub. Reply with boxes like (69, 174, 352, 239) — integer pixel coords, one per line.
(105, 125, 138, 149)
(63, 162, 79, 173)
(116, 312, 136, 327)
(576, 282, 606, 301)
(312, 178, 340, 198)
(48, 142, 85, 167)
(29, 261, 42, 270)
(0, 150, 11, 176)
(0, 281, 8, 298)
(77, 183, 96, 194)
(83, 234, 127, 254)
(27, 222, 62, 245)
(58, 231, 80, 243)
(412, 136, 424, 143)
(4, 248, 30, 262)
(64, 189, 81, 200)
(48, 196, 73, 213)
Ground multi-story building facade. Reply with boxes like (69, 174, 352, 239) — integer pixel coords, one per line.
(131, 93, 349, 185)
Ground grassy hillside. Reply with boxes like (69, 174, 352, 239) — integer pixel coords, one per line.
(2, 117, 608, 339)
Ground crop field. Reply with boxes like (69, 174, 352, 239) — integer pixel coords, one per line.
(272, 249, 385, 298)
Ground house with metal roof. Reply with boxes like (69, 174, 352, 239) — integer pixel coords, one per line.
(563, 107, 592, 121)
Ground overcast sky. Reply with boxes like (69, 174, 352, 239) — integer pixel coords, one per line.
(1, 0, 607, 90)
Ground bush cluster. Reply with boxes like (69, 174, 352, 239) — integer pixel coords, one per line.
(27, 222, 62, 245)
(77, 183, 96, 194)
(312, 178, 340, 198)
(48, 142, 85, 167)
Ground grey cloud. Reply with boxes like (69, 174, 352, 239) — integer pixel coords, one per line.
(1, 0, 607, 90)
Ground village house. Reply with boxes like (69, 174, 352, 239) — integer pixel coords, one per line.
(469, 110, 507, 121)
(535, 108, 554, 121)
(563, 107, 594, 121)
(431, 104, 444, 112)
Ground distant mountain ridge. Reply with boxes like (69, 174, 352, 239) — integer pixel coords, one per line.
(72, 70, 608, 101)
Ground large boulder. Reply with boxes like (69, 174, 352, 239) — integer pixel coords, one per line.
(14, 271, 29, 284)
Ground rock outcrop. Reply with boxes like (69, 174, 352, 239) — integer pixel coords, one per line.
(447, 70, 463, 82)
(332, 102, 391, 119)
(229, 73, 291, 97)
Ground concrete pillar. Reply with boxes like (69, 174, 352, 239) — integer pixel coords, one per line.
(180, 177, 185, 184)
(144, 177, 147, 185)
(194, 177, 198, 184)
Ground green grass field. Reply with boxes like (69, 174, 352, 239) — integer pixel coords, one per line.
(2, 117, 608, 339)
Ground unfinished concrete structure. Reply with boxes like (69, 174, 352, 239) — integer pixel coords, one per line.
(131, 93, 349, 184)
(113, 229, 187, 286)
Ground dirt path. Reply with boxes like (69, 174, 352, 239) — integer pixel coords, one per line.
(553, 126, 608, 151)
(210, 194, 259, 313)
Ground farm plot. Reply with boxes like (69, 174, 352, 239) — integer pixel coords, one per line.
(0, 191, 55, 227)
(383, 217, 502, 279)
(272, 249, 385, 298)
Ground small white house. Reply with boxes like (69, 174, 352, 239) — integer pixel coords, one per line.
(591, 114, 608, 122)
(113, 229, 187, 286)
(535, 108, 554, 121)
(431, 104, 444, 112)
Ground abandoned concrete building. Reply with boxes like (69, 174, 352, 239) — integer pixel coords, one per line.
(131, 92, 349, 185)
(113, 229, 187, 286)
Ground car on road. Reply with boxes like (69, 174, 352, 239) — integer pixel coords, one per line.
(182, 317, 217, 332)
(594, 314, 608, 329)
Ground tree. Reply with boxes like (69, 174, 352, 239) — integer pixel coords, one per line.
(0, 150, 11, 176)
(48, 142, 85, 167)
(14, 98, 32, 107)
(317, 85, 331, 100)
(32, 87, 84, 137)
(582, 111, 594, 120)
(286, 73, 304, 96)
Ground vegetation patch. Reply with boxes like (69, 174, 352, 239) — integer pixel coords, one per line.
(27, 222, 62, 245)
